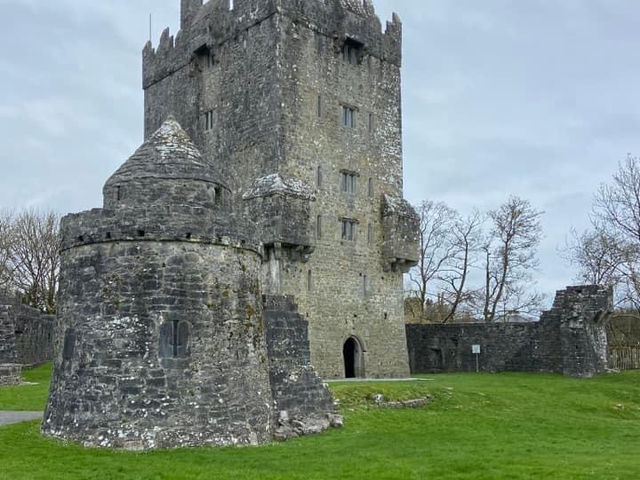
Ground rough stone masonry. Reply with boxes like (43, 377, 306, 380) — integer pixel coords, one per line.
(142, 0, 420, 379)
(43, 119, 339, 450)
(406, 285, 613, 378)
(0, 297, 53, 385)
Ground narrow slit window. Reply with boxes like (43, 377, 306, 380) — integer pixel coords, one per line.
(362, 275, 369, 297)
(368, 177, 373, 197)
(342, 106, 356, 128)
(368, 112, 374, 132)
(368, 223, 373, 244)
(160, 320, 190, 359)
(317, 166, 323, 187)
(204, 111, 215, 131)
(307, 270, 313, 291)
(317, 215, 322, 240)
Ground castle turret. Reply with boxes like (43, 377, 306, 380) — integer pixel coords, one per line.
(43, 118, 338, 450)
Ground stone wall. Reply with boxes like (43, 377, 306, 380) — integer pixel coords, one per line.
(13, 306, 54, 366)
(0, 298, 53, 367)
(0, 302, 17, 364)
(263, 295, 338, 439)
(406, 286, 613, 378)
(0, 364, 21, 386)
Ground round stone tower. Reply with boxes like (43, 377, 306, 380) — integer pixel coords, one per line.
(43, 119, 274, 449)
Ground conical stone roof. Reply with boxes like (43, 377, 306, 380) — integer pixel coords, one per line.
(105, 117, 221, 188)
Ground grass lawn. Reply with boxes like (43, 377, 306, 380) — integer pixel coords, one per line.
(0, 366, 639, 479)
(0, 363, 51, 411)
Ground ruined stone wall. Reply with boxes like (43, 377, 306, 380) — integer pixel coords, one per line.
(406, 322, 549, 374)
(13, 306, 54, 366)
(263, 295, 338, 439)
(406, 286, 613, 378)
(0, 298, 53, 367)
(0, 302, 17, 364)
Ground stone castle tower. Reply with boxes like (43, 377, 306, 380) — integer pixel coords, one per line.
(143, 0, 419, 378)
(43, 119, 339, 449)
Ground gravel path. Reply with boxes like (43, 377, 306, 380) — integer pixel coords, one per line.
(0, 411, 43, 426)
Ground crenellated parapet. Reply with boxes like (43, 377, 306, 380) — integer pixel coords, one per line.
(143, 0, 402, 89)
(381, 194, 419, 273)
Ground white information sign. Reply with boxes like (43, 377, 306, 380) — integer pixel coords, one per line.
(472, 344, 481, 354)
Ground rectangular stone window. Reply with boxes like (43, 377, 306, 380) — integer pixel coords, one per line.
(342, 38, 362, 65)
(307, 270, 313, 291)
(368, 177, 374, 197)
(316, 215, 322, 240)
(204, 111, 215, 131)
(341, 219, 357, 241)
(368, 112, 374, 132)
(159, 320, 190, 358)
(341, 171, 357, 194)
(317, 166, 323, 187)
(342, 106, 356, 128)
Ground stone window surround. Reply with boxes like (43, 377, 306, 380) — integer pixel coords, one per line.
(342, 38, 363, 65)
(340, 170, 358, 195)
(340, 218, 358, 242)
(341, 105, 357, 128)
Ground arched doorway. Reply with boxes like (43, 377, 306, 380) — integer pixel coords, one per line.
(343, 337, 364, 378)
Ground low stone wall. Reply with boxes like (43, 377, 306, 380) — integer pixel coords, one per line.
(406, 286, 612, 378)
(0, 364, 21, 386)
(0, 298, 54, 368)
(406, 322, 551, 374)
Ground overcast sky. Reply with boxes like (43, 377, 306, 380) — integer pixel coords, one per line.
(1, 0, 638, 306)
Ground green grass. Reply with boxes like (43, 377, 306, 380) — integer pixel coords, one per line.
(0, 363, 51, 411)
(1, 369, 639, 479)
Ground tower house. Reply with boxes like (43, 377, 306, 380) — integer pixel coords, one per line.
(143, 0, 419, 378)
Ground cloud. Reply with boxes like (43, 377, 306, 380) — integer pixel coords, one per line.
(1, 0, 640, 304)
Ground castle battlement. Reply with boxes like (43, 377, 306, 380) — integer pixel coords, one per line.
(143, 0, 401, 89)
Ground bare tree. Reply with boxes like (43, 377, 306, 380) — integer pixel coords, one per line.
(408, 201, 458, 317)
(584, 155, 640, 308)
(0, 211, 15, 293)
(481, 196, 543, 322)
(563, 229, 626, 286)
(9, 210, 61, 313)
(440, 211, 482, 323)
